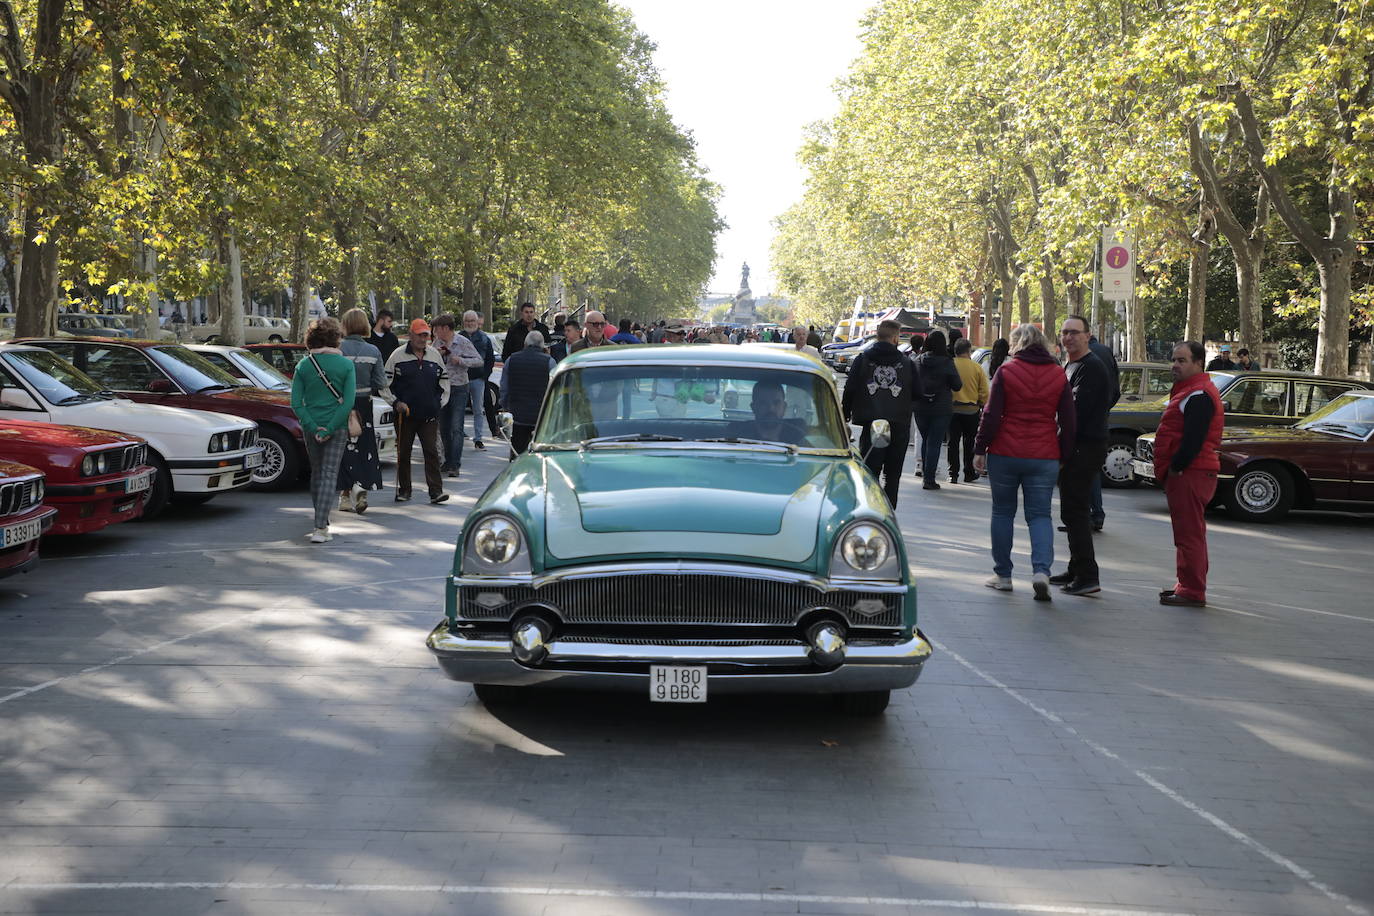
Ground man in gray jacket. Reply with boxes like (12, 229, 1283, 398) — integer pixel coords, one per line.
(432, 313, 483, 477)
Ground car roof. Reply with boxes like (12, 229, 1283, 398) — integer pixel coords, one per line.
(14, 335, 169, 347)
(556, 343, 830, 373)
(246, 342, 304, 349)
(186, 344, 246, 354)
(1212, 369, 1372, 385)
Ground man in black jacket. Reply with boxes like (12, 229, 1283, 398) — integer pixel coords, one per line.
(841, 320, 917, 506)
(1086, 333, 1120, 529)
(1051, 315, 1111, 595)
(501, 302, 552, 363)
(369, 309, 400, 361)
(500, 332, 557, 460)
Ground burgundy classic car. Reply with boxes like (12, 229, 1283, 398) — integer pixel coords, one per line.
(0, 419, 154, 534)
(1135, 390, 1374, 522)
(0, 460, 57, 578)
(14, 338, 307, 489)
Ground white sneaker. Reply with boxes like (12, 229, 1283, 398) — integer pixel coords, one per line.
(1032, 573, 1051, 602)
(309, 528, 332, 544)
(338, 492, 354, 512)
(984, 575, 1013, 591)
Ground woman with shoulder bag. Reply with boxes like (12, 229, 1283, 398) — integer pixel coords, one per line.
(336, 308, 386, 514)
(291, 317, 357, 543)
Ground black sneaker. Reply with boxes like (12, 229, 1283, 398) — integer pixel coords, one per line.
(394, 492, 412, 502)
(474, 440, 486, 451)
(430, 493, 450, 505)
(922, 481, 941, 490)
(1061, 580, 1101, 596)
(1048, 572, 1074, 586)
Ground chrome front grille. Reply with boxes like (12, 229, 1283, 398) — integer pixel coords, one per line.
(0, 478, 40, 517)
(1136, 438, 1154, 461)
(456, 573, 903, 628)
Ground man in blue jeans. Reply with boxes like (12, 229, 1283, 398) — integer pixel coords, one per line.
(432, 314, 483, 477)
(460, 310, 496, 450)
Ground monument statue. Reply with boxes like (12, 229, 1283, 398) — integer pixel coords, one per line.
(728, 261, 756, 325)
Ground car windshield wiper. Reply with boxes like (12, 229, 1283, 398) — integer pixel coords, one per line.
(1303, 421, 1363, 438)
(56, 393, 101, 404)
(194, 383, 234, 394)
(580, 433, 685, 448)
(697, 436, 797, 454)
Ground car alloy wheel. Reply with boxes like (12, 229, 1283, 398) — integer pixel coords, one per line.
(1226, 463, 1294, 523)
(1101, 439, 1139, 488)
(253, 436, 286, 486)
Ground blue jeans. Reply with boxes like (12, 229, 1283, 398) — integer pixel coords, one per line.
(439, 385, 469, 471)
(914, 412, 951, 480)
(467, 378, 490, 442)
(987, 454, 1059, 577)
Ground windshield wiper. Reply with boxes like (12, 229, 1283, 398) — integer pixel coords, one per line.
(698, 436, 797, 454)
(193, 384, 234, 394)
(56, 393, 100, 404)
(1303, 421, 1363, 437)
(580, 433, 684, 448)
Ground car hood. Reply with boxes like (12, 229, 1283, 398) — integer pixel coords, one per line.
(1221, 426, 1348, 444)
(211, 387, 291, 407)
(0, 418, 135, 448)
(55, 398, 254, 433)
(540, 450, 837, 564)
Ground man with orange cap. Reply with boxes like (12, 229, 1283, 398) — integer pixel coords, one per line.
(382, 319, 450, 504)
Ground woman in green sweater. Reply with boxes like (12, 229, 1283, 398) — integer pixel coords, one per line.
(291, 317, 357, 543)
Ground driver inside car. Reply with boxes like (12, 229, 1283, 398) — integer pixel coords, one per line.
(725, 381, 807, 445)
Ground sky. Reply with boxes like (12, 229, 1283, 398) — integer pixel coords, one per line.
(616, 0, 874, 297)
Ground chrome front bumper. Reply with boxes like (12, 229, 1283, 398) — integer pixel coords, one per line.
(425, 620, 932, 693)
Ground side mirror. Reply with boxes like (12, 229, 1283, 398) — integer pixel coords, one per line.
(870, 418, 892, 449)
(146, 378, 174, 393)
(0, 387, 40, 411)
(498, 411, 514, 441)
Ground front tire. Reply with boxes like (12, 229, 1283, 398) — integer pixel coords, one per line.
(137, 453, 171, 521)
(251, 427, 301, 490)
(834, 690, 891, 716)
(1226, 463, 1294, 523)
(1102, 434, 1140, 489)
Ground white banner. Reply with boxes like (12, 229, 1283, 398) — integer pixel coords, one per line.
(1101, 227, 1134, 302)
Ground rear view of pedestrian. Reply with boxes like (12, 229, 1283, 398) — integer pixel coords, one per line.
(336, 308, 385, 515)
(948, 337, 988, 483)
(973, 324, 1076, 600)
(500, 331, 557, 459)
(912, 330, 962, 490)
(291, 317, 356, 544)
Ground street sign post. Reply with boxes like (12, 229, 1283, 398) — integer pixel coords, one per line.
(1101, 227, 1134, 302)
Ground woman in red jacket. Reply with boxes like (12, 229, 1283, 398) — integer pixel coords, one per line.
(973, 324, 1077, 600)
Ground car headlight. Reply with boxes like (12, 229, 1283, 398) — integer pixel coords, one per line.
(96, 452, 108, 474)
(34, 478, 44, 503)
(463, 514, 531, 575)
(81, 455, 96, 476)
(830, 521, 901, 580)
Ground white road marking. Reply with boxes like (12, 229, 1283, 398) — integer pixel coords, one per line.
(0, 881, 1205, 915)
(0, 575, 445, 708)
(931, 637, 1370, 916)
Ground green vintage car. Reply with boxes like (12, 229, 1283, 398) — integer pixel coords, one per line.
(425, 344, 932, 715)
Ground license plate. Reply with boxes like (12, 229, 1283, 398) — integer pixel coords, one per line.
(649, 665, 707, 703)
(244, 450, 264, 469)
(2, 518, 42, 547)
(126, 470, 153, 493)
(1132, 459, 1155, 480)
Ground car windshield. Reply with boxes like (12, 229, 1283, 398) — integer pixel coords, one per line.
(2, 349, 110, 404)
(538, 364, 848, 451)
(100, 316, 130, 329)
(235, 351, 291, 389)
(147, 345, 242, 392)
(1297, 394, 1374, 439)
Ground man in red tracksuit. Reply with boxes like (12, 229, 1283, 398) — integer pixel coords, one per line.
(1153, 341, 1225, 607)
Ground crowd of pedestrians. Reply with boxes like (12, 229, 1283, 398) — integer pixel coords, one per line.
(295, 306, 1225, 610)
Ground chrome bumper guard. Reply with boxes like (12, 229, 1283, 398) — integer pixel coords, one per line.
(425, 619, 932, 694)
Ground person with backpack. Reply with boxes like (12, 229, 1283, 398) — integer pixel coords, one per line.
(841, 320, 917, 506)
(912, 330, 963, 490)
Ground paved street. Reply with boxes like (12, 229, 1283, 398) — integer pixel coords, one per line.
(2, 442, 1372, 916)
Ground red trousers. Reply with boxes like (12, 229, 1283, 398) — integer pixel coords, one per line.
(1164, 467, 1218, 602)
